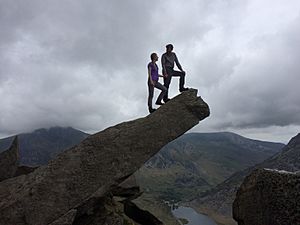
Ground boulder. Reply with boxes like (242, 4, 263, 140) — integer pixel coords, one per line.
(233, 168, 300, 225)
(0, 136, 19, 182)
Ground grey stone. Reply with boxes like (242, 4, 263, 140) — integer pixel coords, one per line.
(0, 136, 19, 182)
(49, 209, 77, 225)
(233, 168, 300, 225)
(192, 133, 300, 225)
(0, 89, 209, 225)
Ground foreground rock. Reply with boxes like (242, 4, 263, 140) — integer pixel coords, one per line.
(191, 133, 300, 225)
(0, 89, 209, 225)
(0, 136, 19, 182)
(233, 168, 300, 225)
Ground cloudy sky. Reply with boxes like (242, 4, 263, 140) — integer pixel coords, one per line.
(1, 0, 300, 143)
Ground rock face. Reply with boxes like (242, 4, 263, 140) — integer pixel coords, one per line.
(263, 133, 300, 171)
(0, 89, 209, 225)
(0, 136, 19, 182)
(233, 168, 300, 225)
(192, 133, 300, 225)
(232, 134, 300, 225)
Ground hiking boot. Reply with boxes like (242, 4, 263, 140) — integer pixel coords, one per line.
(155, 101, 164, 106)
(148, 107, 156, 114)
(179, 87, 189, 92)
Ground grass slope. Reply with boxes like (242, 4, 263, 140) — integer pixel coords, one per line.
(135, 132, 284, 202)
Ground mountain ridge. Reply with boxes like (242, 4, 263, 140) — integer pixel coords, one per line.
(191, 132, 299, 225)
(135, 131, 284, 202)
(0, 126, 89, 165)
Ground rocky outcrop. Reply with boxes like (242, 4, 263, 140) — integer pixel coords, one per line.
(70, 184, 133, 225)
(191, 133, 300, 225)
(50, 210, 77, 225)
(0, 137, 37, 182)
(14, 165, 38, 176)
(0, 136, 19, 182)
(233, 168, 300, 225)
(233, 134, 300, 225)
(0, 89, 209, 225)
(124, 201, 163, 225)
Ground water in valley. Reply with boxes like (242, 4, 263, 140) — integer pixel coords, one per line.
(172, 206, 218, 225)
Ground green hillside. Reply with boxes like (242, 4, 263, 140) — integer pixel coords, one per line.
(134, 132, 284, 202)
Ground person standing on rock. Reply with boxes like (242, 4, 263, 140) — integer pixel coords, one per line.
(161, 44, 189, 103)
(147, 52, 167, 113)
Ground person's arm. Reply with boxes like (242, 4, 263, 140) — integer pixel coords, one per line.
(161, 54, 168, 77)
(174, 53, 184, 72)
(148, 66, 155, 86)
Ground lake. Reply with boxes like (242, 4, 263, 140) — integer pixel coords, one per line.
(172, 206, 218, 225)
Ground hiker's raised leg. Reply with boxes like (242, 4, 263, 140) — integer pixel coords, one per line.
(155, 82, 167, 104)
(171, 70, 186, 91)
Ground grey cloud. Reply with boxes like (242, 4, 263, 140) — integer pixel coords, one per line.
(1, 0, 300, 142)
(205, 14, 300, 130)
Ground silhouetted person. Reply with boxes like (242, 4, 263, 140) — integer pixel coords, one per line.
(147, 53, 167, 113)
(161, 44, 188, 102)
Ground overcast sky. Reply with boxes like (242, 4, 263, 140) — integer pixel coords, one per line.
(1, 0, 300, 143)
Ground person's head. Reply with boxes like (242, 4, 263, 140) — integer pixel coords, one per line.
(150, 52, 158, 62)
(166, 44, 173, 53)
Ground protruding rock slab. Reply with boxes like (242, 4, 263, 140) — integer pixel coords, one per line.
(233, 168, 300, 225)
(0, 136, 19, 182)
(0, 89, 209, 225)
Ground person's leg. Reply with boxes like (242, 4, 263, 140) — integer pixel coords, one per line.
(163, 68, 173, 102)
(171, 70, 187, 91)
(154, 82, 167, 104)
(147, 80, 155, 112)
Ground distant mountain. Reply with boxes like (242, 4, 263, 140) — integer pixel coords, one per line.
(0, 127, 89, 166)
(191, 133, 299, 225)
(134, 132, 284, 202)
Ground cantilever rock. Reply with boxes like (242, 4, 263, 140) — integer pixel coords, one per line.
(0, 136, 19, 182)
(0, 89, 209, 225)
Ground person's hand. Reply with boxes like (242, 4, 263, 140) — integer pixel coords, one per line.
(164, 74, 168, 78)
(151, 81, 155, 86)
